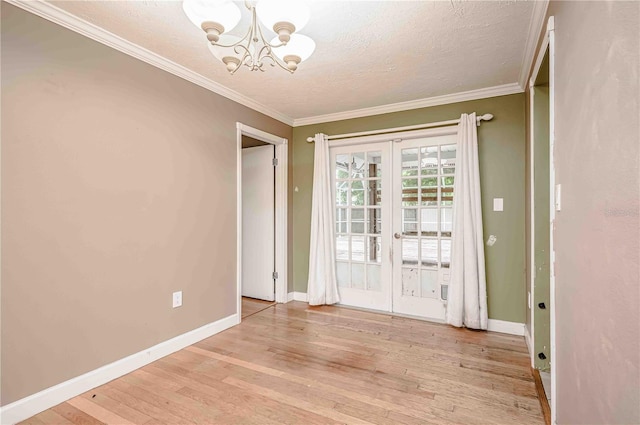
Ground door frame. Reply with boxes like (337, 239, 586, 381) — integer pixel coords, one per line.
(528, 15, 556, 424)
(236, 123, 288, 321)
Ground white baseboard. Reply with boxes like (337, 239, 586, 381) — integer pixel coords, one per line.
(286, 292, 295, 302)
(487, 319, 525, 336)
(524, 326, 535, 367)
(0, 313, 239, 425)
(289, 292, 524, 336)
(293, 292, 308, 302)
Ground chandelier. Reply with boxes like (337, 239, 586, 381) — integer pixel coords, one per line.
(183, 0, 315, 74)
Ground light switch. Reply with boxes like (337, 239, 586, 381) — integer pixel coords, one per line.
(493, 198, 504, 212)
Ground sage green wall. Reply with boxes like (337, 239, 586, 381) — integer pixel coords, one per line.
(292, 93, 527, 323)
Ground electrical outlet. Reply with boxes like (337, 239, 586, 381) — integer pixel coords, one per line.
(172, 291, 182, 308)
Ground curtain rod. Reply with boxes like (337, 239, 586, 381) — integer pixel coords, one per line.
(306, 113, 493, 142)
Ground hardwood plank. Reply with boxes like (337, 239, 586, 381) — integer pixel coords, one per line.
(67, 397, 137, 425)
(50, 403, 105, 425)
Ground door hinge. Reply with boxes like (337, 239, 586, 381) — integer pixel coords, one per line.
(272, 158, 278, 166)
(272, 271, 278, 280)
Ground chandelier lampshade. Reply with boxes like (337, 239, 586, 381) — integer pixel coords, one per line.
(270, 34, 316, 71)
(182, 0, 241, 43)
(256, 0, 311, 42)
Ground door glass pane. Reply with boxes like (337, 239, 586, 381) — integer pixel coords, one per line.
(368, 180, 381, 206)
(351, 152, 366, 178)
(421, 270, 438, 299)
(336, 208, 347, 233)
(367, 236, 381, 263)
(421, 208, 437, 236)
(336, 235, 349, 260)
(401, 178, 418, 206)
(367, 264, 381, 291)
(351, 180, 365, 206)
(402, 239, 419, 265)
(367, 151, 382, 177)
(336, 154, 349, 179)
(440, 145, 456, 174)
(336, 182, 348, 206)
(402, 267, 419, 296)
(351, 236, 365, 261)
(402, 208, 418, 236)
(351, 263, 365, 289)
(401, 148, 419, 176)
(442, 186, 454, 206)
(441, 239, 451, 268)
(441, 208, 453, 236)
(337, 262, 349, 287)
(352, 208, 365, 233)
(421, 146, 438, 175)
(421, 239, 438, 267)
(368, 208, 381, 234)
(421, 177, 438, 206)
(441, 176, 454, 190)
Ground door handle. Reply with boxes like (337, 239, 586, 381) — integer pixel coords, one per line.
(394, 232, 402, 239)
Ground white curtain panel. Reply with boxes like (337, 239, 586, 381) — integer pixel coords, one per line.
(307, 133, 341, 305)
(446, 113, 488, 330)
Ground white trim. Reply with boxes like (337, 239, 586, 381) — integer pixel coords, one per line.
(518, 0, 550, 90)
(0, 313, 238, 425)
(292, 292, 308, 302)
(286, 292, 295, 302)
(4, 0, 293, 126)
(236, 123, 289, 306)
(524, 327, 534, 362)
(487, 319, 526, 336)
(292, 83, 521, 126)
(528, 71, 538, 370)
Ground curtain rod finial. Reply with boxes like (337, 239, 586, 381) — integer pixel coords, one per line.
(306, 137, 314, 143)
(480, 113, 493, 121)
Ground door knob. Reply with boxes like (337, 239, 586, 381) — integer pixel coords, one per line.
(394, 232, 402, 239)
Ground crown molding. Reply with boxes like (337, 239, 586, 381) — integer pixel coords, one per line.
(292, 83, 523, 127)
(517, 0, 550, 90)
(4, 0, 295, 126)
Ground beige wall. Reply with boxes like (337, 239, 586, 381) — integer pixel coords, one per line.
(293, 94, 527, 323)
(528, 1, 640, 422)
(1, 3, 292, 405)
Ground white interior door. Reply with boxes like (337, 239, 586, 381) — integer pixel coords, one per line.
(242, 145, 275, 301)
(392, 134, 457, 320)
(331, 143, 391, 311)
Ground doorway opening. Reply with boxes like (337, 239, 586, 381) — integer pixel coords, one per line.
(236, 123, 288, 321)
(528, 15, 556, 424)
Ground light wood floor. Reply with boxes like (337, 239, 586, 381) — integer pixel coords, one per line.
(241, 297, 276, 319)
(21, 302, 544, 425)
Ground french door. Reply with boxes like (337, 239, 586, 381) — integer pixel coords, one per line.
(330, 132, 457, 321)
(331, 143, 391, 311)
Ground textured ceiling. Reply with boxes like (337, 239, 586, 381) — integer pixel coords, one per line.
(51, 0, 534, 121)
